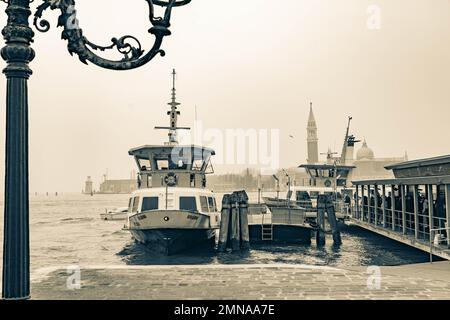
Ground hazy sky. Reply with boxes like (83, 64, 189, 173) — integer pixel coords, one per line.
(0, 0, 449, 192)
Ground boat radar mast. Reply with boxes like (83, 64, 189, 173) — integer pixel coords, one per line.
(155, 69, 190, 146)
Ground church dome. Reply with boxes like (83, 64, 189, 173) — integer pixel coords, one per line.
(356, 140, 375, 160)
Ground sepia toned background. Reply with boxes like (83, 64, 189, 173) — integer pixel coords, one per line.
(0, 0, 448, 192)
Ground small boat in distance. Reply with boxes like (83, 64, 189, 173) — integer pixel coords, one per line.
(100, 207, 129, 221)
(124, 69, 221, 255)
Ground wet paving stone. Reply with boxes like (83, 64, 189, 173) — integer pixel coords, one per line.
(30, 262, 450, 300)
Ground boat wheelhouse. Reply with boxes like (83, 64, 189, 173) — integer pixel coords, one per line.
(129, 144, 215, 189)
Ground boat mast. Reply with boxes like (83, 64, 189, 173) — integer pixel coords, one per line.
(155, 69, 190, 145)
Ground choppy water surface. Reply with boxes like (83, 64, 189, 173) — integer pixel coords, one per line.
(0, 193, 429, 278)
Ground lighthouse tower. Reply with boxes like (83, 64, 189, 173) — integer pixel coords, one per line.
(307, 102, 319, 164)
(84, 176, 93, 194)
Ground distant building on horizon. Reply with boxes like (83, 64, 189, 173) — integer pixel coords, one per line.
(98, 179, 137, 194)
(347, 139, 408, 181)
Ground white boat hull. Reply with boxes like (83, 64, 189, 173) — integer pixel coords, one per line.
(100, 212, 128, 221)
(128, 210, 219, 255)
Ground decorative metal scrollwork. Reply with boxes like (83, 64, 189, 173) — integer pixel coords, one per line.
(33, 0, 191, 70)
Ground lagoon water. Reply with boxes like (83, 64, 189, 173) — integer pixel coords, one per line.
(0, 193, 430, 285)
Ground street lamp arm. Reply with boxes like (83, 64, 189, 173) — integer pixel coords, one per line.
(33, 0, 190, 70)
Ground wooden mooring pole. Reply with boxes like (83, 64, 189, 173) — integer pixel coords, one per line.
(218, 194, 231, 252)
(316, 194, 342, 246)
(230, 192, 241, 251)
(237, 191, 250, 250)
(218, 191, 250, 252)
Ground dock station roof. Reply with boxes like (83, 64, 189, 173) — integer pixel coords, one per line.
(353, 154, 450, 186)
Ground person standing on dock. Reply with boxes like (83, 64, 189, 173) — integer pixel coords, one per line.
(394, 190, 402, 229)
(422, 196, 429, 232)
(363, 195, 368, 221)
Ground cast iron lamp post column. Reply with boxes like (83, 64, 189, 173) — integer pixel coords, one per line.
(1, 0, 191, 300)
(1, 0, 34, 300)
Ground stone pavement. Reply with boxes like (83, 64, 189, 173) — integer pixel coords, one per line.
(30, 262, 450, 300)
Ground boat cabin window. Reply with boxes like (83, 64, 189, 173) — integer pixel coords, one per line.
(296, 191, 311, 201)
(179, 197, 197, 212)
(138, 159, 151, 171)
(200, 196, 209, 212)
(156, 159, 169, 170)
(128, 198, 133, 212)
(142, 197, 159, 211)
(208, 197, 217, 212)
(131, 197, 140, 213)
(192, 159, 204, 171)
(175, 159, 187, 170)
(309, 191, 319, 199)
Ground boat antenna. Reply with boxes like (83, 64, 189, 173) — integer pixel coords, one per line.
(155, 69, 190, 145)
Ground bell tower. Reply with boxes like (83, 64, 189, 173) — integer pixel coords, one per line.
(307, 102, 319, 164)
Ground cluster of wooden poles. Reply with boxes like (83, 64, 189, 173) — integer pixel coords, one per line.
(316, 194, 342, 246)
(218, 190, 250, 252)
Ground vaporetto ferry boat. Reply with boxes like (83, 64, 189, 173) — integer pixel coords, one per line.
(125, 70, 220, 254)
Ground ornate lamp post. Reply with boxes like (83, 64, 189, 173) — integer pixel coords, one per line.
(1, 0, 191, 300)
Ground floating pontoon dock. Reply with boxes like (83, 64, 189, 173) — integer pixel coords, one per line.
(350, 155, 450, 261)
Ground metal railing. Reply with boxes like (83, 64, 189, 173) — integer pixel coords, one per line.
(271, 209, 306, 225)
(355, 204, 446, 238)
(430, 226, 450, 263)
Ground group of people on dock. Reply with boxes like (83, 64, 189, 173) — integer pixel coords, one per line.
(356, 186, 447, 238)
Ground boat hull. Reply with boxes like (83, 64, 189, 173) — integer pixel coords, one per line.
(249, 224, 312, 244)
(130, 228, 216, 255)
(128, 210, 219, 255)
(100, 212, 128, 221)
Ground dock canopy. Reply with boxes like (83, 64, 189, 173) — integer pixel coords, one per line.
(353, 154, 450, 186)
(385, 154, 450, 179)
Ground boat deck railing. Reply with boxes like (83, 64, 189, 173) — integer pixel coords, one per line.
(247, 207, 307, 226)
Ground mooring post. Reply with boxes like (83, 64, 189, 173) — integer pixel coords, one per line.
(237, 191, 250, 250)
(316, 195, 326, 246)
(218, 194, 231, 252)
(326, 195, 342, 245)
(2, 0, 35, 300)
(230, 192, 241, 251)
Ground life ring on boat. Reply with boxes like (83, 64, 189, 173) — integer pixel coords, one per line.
(164, 173, 178, 187)
(324, 179, 332, 188)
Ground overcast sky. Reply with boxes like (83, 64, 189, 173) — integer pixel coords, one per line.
(0, 0, 449, 192)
